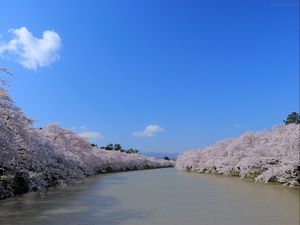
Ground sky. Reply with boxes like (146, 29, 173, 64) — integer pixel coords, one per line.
(0, 0, 299, 153)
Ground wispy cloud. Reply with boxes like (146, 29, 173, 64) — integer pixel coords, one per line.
(72, 125, 103, 141)
(0, 27, 61, 70)
(79, 131, 103, 141)
(133, 124, 164, 137)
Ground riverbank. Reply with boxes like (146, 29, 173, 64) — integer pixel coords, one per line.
(0, 144, 174, 200)
(0, 150, 174, 200)
(176, 124, 300, 186)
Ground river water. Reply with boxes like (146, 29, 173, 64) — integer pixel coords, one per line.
(0, 168, 299, 225)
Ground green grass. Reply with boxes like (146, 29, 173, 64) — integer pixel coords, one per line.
(246, 171, 261, 179)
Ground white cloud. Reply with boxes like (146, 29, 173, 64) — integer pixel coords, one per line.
(79, 131, 103, 141)
(0, 27, 61, 70)
(76, 125, 103, 142)
(133, 124, 164, 137)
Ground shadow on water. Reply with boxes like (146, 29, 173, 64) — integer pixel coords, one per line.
(0, 173, 151, 225)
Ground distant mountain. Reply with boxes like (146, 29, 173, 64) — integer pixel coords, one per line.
(142, 152, 180, 160)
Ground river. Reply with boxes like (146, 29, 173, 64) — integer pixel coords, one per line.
(0, 168, 299, 225)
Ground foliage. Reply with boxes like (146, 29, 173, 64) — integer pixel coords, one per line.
(104, 143, 114, 150)
(284, 112, 300, 125)
(125, 148, 139, 154)
(114, 144, 122, 151)
(101, 144, 139, 154)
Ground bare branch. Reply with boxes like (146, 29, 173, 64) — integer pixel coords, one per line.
(0, 67, 14, 76)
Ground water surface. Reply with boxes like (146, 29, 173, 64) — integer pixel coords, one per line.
(0, 168, 299, 225)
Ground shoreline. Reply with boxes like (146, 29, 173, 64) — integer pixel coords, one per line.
(180, 169, 300, 189)
(0, 165, 175, 201)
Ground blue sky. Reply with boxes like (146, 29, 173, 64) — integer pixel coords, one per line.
(0, 0, 299, 153)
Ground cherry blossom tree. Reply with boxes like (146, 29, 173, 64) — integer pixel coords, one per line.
(176, 124, 300, 186)
(0, 70, 174, 199)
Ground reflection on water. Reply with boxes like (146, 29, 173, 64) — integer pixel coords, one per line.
(0, 168, 299, 225)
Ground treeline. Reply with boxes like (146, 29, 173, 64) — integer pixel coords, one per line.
(92, 143, 139, 154)
(94, 144, 171, 160)
(176, 113, 300, 187)
(0, 70, 174, 199)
